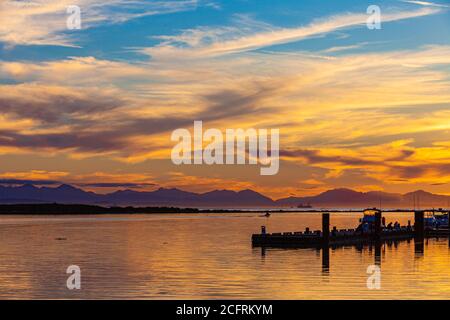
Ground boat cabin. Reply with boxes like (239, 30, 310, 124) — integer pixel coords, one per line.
(360, 208, 381, 224)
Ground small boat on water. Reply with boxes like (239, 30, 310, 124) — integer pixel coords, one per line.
(424, 209, 449, 229)
(360, 208, 381, 224)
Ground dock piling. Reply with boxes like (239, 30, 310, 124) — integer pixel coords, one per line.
(375, 210, 382, 239)
(322, 213, 330, 245)
(414, 211, 424, 240)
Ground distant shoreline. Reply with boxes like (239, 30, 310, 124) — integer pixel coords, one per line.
(0, 203, 422, 215)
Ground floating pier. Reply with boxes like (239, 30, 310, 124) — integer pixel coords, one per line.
(252, 210, 450, 248)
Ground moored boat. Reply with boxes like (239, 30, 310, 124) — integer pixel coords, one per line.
(424, 209, 449, 229)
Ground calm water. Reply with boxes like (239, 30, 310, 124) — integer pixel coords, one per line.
(0, 212, 449, 299)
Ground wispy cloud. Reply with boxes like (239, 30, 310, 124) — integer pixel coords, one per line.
(320, 43, 369, 53)
(400, 0, 450, 8)
(144, 7, 443, 58)
(0, 179, 60, 185)
(78, 182, 155, 188)
(0, 0, 200, 47)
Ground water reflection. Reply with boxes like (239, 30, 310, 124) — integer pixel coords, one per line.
(260, 239, 419, 275)
(375, 242, 382, 266)
(415, 239, 425, 258)
(0, 212, 449, 299)
(322, 246, 329, 274)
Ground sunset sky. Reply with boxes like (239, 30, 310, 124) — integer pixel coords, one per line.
(0, 0, 450, 199)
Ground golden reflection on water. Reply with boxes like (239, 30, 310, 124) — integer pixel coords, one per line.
(0, 212, 449, 299)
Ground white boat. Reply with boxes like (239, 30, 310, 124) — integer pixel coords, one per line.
(424, 209, 449, 229)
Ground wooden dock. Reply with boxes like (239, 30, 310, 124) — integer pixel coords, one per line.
(252, 211, 450, 248)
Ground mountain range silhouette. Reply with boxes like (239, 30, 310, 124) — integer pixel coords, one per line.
(0, 184, 448, 208)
